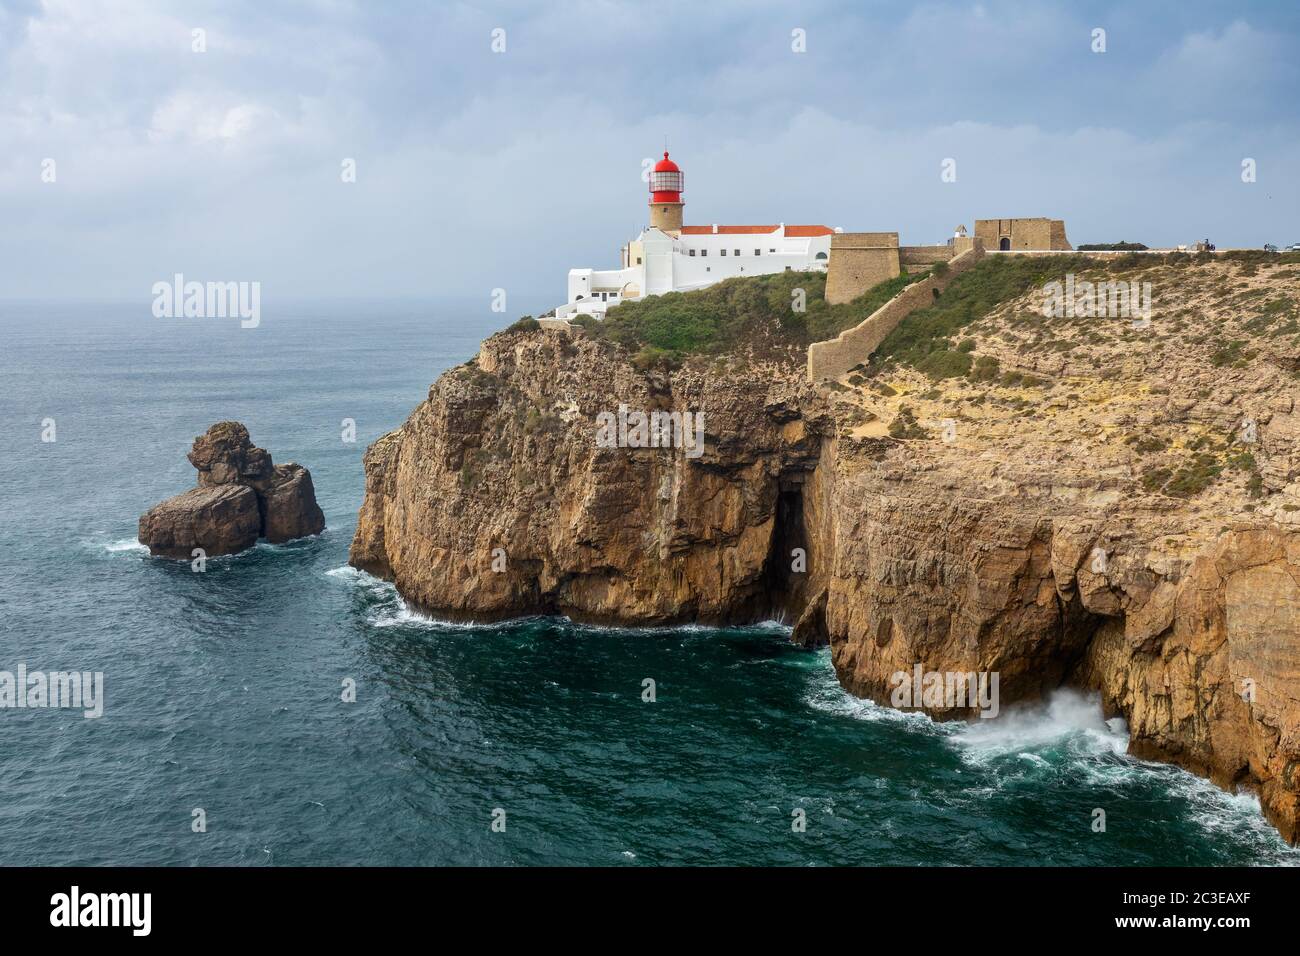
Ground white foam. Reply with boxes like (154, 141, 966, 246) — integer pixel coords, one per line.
(325, 565, 370, 582)
(950, 689, 1127, 760)
(801, 652, 946, 732)
(1162, 769, 1300, 860)
(326, 569, 797, 636)
(561, 617, 792, 638)
(104, 538, 148, 553)
(327, 566, 534, 631)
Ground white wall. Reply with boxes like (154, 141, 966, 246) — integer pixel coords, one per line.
(669, 228, 830, 291)
(558, 226, 831, 318)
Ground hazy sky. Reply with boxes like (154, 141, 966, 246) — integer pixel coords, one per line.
(3, 0, 1298, 304)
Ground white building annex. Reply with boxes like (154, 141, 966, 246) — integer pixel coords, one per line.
(554, 152, 839, 320)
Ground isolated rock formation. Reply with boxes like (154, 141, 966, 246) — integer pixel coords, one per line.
(351, 256, 1300, 843)
(140, 422, 324, 558)
(138, 485, 262, 559)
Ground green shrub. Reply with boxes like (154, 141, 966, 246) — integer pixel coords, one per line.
(631, 345, 675, 370)
(1210, 339, 1255, 368)
(969, 354, 1000, 382)
(1078, 242, 1149, 251)
(1128, 435, 1168, 454)
(1162, 453, 1224, 498)
(916, 349, 971, 380)
(888, 405, 928, 439)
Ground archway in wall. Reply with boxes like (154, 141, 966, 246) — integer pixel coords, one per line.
(999, 237, 1011, 251)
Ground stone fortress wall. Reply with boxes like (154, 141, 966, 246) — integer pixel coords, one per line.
(811, 217, 1070, 380)
(898, 244, 956, 272)
(808, 244, 986, 382)
(824, 232, 901, 305)
(974, 217, 1071, 252)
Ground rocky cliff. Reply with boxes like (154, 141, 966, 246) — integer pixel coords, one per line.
(140, 421, 325, 558)
(350, 330, 829, 622)
(351, 255, 1300, 843)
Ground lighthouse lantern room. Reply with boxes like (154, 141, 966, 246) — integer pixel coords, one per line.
(649, 151, 684, 233)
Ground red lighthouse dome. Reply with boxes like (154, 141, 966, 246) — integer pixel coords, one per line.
(649, 151, 683, 203)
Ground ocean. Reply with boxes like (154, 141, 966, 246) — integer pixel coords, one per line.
(1, 300, 1295, 866)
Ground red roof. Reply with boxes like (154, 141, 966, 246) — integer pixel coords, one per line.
(653, 151, 680, 173)
(678, 224, 833, 236)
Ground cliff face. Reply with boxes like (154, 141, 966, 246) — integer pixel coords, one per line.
(819, 443, 1300, 844)
(351, 258, 1300, 843)
(350, 331, 831, 623)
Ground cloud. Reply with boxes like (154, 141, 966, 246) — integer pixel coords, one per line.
(1, 0, 1296, 303)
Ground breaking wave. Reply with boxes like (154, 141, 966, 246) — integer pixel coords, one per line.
(101, 538, 148, 553)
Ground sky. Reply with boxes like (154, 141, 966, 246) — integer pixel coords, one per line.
(2, 0, 1298, 305)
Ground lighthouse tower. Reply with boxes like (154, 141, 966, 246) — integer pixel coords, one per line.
(648, 151, 684, 234)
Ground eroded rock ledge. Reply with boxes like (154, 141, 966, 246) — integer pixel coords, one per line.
(350, 260, 1300, 844)
(140, 421, 325, 558)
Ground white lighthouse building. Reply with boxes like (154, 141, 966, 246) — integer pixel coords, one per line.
(554, 152, 837, 320)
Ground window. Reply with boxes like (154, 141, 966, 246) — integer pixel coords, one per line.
(689, 249, 696, 256)
(636, 257, 642, 264)
(734, 249, 740, 256)
(770, 248, 776, 253)
(754, 249, 761, 256)
(700, 249, 707, 257)
(720, 249, 727, 256)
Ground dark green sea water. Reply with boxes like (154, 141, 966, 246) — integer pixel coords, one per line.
(1, 302, 1296, 866)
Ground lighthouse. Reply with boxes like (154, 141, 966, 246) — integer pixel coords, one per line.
(649, 151, 684, 234)
(553, 148, 836, 320)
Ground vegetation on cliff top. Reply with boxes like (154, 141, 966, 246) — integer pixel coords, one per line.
(501, 246, 1299, 376)
(586, 268, 927, 364)
(866, 254, 1096, 380)
(1077, 241, 1148, 251)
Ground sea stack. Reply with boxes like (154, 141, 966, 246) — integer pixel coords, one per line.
(139, 421, 325, 558)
